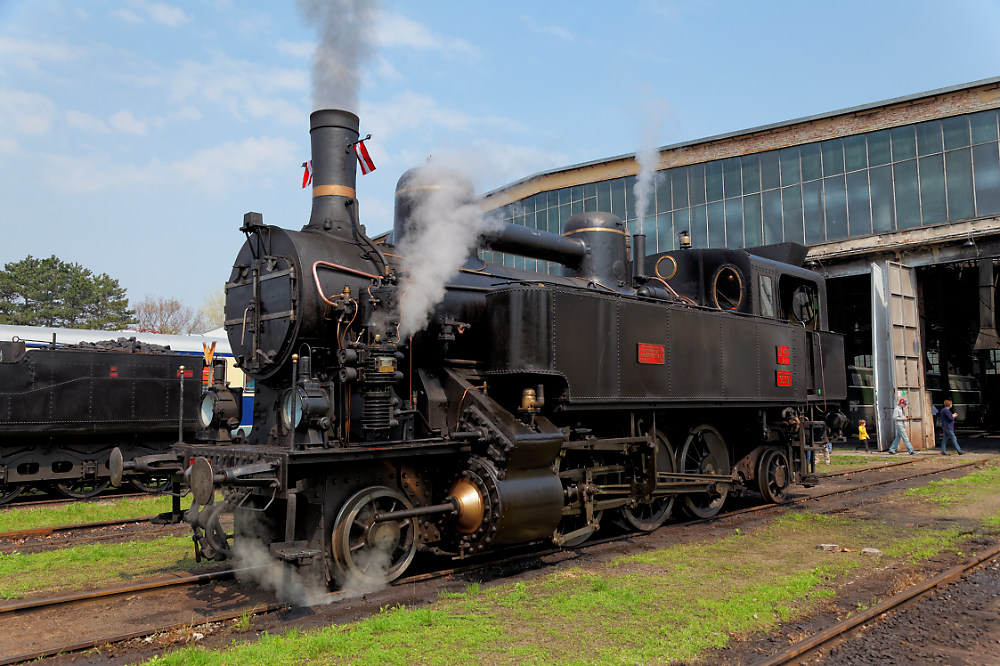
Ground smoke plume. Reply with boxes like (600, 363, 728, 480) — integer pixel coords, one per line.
(234, 532, 334, 607)
(396, 164, 502, 338)
(297, 0, 379, 112)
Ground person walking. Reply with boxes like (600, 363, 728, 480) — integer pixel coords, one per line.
(939, 398, 963, 455)
(858, 419, 870, 453)
(888, 397, 916, 455)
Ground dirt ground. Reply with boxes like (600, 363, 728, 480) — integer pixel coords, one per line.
(23, 433, 1000, 665)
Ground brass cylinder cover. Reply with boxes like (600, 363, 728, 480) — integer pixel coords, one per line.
(449, 478, 485, 533)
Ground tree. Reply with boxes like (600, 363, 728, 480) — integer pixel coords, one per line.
(0, 255, 134, 329)
(132, 296, 208, 335)
(198, 286, 226, 331)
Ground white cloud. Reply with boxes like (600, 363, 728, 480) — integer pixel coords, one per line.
(362, 91, 526, 143)
(520, 16, 574, 41)
(110, 110, 148, 135)
(168, 56, 308, 126)
(113, 1, 191, 27)
(169, 136, 298, 191)
(65, 110, 111, 133)
(39, 135, 298, 195)
(276, 39, 314, 58)
(0, 88, 57, 136)
(0, 37, 81, 73)
(375, 11, 480, 58)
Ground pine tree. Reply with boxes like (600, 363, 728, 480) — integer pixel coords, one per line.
(0, 255, 135, 329)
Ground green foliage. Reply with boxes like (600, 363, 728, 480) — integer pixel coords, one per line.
(0, 255, 134, 329)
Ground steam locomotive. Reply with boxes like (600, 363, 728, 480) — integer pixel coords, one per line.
(115, 109, 847, 590)
(0, 329, 206, 503)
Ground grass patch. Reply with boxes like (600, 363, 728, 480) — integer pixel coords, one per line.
(0, 494, 195, 533)
(904, 464, 1000, 507)
(141, 465, 1000, 665)
(0, 536, 205, 600)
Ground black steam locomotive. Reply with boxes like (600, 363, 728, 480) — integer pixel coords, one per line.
(116, 110, 846, 589)
(0, 335, 203, 503)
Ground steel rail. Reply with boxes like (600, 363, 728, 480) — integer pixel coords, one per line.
(0, 568, 246, 615)
(0, 601, 284, 666)
(754, 541, 1000, 666)
(0, 457, 991, 664)
(0, 516, 149, 541)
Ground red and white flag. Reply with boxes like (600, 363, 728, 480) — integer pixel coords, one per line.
(354, 139, 376, 175)
(301, 160, 313, 188)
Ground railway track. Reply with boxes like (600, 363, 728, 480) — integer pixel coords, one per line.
(1, 456, 990, 664)
(754, 542, 1000, 665)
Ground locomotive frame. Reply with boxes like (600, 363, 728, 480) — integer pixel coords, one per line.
(117, 109, 847, 590)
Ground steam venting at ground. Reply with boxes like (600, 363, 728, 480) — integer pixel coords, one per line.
(297, 0, 379, 111)
(396, 165, 502, 338)
(234, 530, 334, 607)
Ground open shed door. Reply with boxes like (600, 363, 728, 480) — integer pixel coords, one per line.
(871, 260, 931, 450)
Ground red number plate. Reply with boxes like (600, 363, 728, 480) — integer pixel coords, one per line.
(637, 343, 665, 365)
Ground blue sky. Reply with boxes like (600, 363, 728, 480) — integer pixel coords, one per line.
(2, 0, 999, 312)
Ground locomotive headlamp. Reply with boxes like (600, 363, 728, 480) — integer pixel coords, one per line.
(281, 384, 331, 431)
(198, 387, 241, 429)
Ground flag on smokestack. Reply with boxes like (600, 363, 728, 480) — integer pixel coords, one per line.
(354, 138, 376, 175)
(301, 160, 313, 188)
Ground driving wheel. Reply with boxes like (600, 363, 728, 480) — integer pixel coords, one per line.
(677, 425, 730, 519)
(331, 486, 418, 586)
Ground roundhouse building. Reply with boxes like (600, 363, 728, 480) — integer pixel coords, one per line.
(482, 77, 1000, 450)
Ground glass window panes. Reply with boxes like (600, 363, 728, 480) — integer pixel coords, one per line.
(760, 151, 780, 190)
(800, 143, 822, 181)
(723, 157, 741, 197)
(743, 194, 762, 247)
(688, 164, 706, 205)
(946, 148, 974, 220)
(917, 120, 943, 156)
(893, 159, 920, 228)
(803, 180, 824, 243)
(823, 175, 847, 240)
(671, 168, 689, 209)
(741, 155, 760, 194)
(943, 116, 970, 150)
(919, 154, 946, 224)
(759, 275, 775, 317)
(870, 165, 895, 232)
(655, 171, 671, 212)
(706, 161, 723, 201)
(821, 139, 845, 176)
(846, 170, 872, 236)
(782, 185, 804, 244)
(673, 209, 689, 251)
(780, 146, 800, 185)
(973, 142, 1000, 215)
(763, 189, 782, 244)
(971, 110, 998, 144)
(708, 200, 725, 247)
(844, 135, 867, 172)
(724, 198, 743, 248)
(868, 130, 891, 166)
(891, 126, 917, 161)
(690, 204, 707, 248)
(492, 110, 1000, 253)
(655, 212, 672, 252)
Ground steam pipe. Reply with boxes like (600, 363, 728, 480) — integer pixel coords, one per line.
(633, 234, 646, 280)
(481, 223, 587, 267)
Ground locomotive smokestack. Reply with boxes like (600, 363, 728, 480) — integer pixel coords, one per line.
(306, 109, 360, 237)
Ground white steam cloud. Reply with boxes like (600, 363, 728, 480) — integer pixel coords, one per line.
(235, 536, 334, 607)
(631, 98, 671, 236)
(297, 0, 379, 112)
(633, 144, 659, 236)
(396, 164, 502, 338)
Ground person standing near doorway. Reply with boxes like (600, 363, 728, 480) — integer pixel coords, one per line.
(889, 397, 916, 455)
(939, 399, 963, 455)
